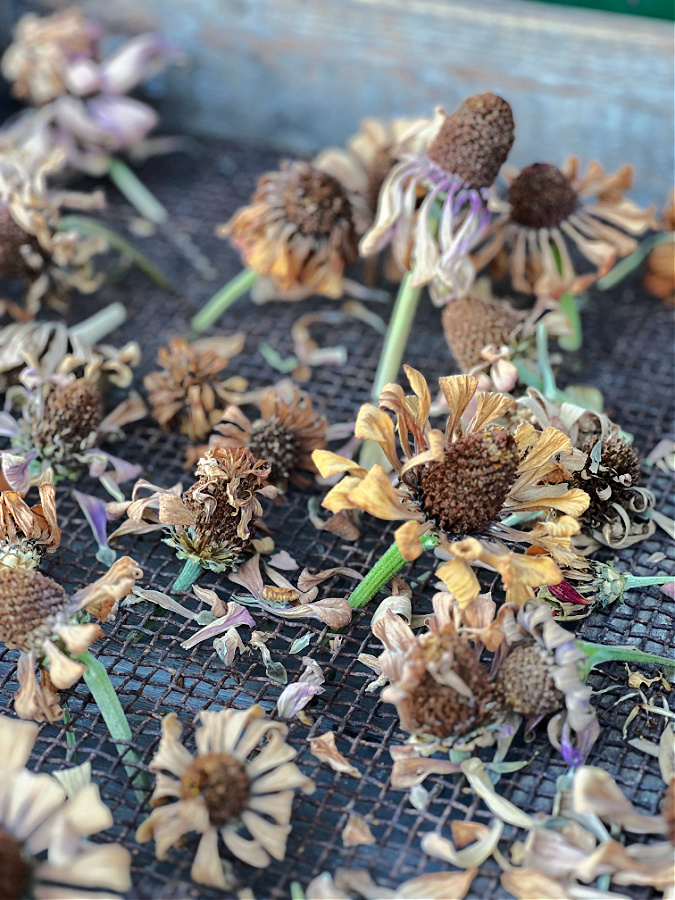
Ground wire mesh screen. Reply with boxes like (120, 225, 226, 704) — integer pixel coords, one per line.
(1, 142, 673, 899)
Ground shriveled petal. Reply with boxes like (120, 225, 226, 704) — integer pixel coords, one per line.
(37, 842, 132, 893)
(313, 450, 366, 479)
(460, 758, 536, 829)
(355, 404, 400, 471)
(394, 520, 427, 561)
(467, 391, 515, 433)
(42, 641, 86, 689)
(240, 809, 291, 860)
(439, 375, 477, 440)
(0, 715, 38, 771)
(421, 818, 502, 868)
(149, 712, 193, 780)
(573, 766, 666, 834)
(396, 869, 477, 900)
(221, 827, 271, 868)
(347, 465, 417, 521)
(308, 732, 361, 778)
(436, 556, 481, 608)
(191, 828, 229, 890)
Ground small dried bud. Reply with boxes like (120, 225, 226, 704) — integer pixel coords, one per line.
(442, 296, 522, 371)
(495, 643, 564, 718)
(508, 163, 578, 229)
(0, 567, 67, 651)
(283, 168, 355, 241)
(180, 752, 250, 825)
(427, 93, 515, 190)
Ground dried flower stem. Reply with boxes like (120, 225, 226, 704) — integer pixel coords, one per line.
(78, 649, 149, 793)
(557, 292, 583, 352)
(575, 640, 675, 681)
(623, 575, 674, 590)
(108, 156, 168, 225)
(68, 301, 127, 344)
(190, 267, 258, 336)
(597, 232, 674, 291)
(170, 558, 204, 594)
(348, 533, 439, 610)
(536, 321, 558, 400)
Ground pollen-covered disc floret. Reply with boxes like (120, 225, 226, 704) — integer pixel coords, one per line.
(494, 642, 563, 719)
(180, 752, 251, 826)
(248, 419, 301, 482)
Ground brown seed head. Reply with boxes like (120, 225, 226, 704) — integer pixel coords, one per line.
(571, 433, 641, 528)
(248, 419, 301, 483)
(283, 168, 355, 240)
(442, 297, 523, 371)
(0, 206, 37, 279)
(427, 93, 515, 190)
(413, 429, 519, 534)
(180, 752, 250, 826)
(408, 633, 495, 738)
(495, 642, 564, 718)
(508, 163, 578, 229)
(0, 827, 30, 900)
(0, 567, 67, 651)
(34, 378, 103, 451)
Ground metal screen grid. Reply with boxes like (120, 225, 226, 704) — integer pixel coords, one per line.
(0, 141, 672, 899)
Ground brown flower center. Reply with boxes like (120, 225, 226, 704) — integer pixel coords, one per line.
(247, 419, 301, 482)
(0, 567, 67, 651)
(33, 378, 103, 451)
(0, 828, 30, 900)
(442, 297, 522, 371)
(408, 635, 495, 738)
(283, 169, 354, 240)
(0, 206, 38, 279)
(508, 163, 578, 229)
(495, 643, 564, 719)
(427, 93, 515, 190)
(412, 429, 520, 534)
(571, 433, 641, 528)
(180, 752, 251, 826)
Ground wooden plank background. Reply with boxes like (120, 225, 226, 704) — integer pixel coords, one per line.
(3, 0, 673, 205)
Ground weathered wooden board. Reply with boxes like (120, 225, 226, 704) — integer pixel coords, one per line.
(3, 0, 673, 204)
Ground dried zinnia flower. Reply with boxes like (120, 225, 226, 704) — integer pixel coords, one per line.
(0, 556, 141, 722)
(144, 335, 247, 442)
(0, 480, 60, 569)
(473, 158, 657, 299)
(136, 704, 315, 887)
(0, 714, 131, 898)
(196, 385, 328, 492)
(0, 367, 145, 498)
(360, 93, 515, 295)
(0, 148, 107, 318)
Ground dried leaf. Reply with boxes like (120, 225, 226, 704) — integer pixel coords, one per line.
(309, 732, 361, 778)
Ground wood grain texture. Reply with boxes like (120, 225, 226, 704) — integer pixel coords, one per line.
(4, 0, 673, 204)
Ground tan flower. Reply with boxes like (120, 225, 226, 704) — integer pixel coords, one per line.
(0, 556, 141, 722)
(0, 480, 60, 569)
(0, 714, 131, 898)
(144, 335, 248, 442)
(136, 704, 315, 887)
(644, 190, 675, 305)
(221, 159, 364, 301)
(109, 448, 277, 573)
(0, 148, 107, 318)
(315, 368, 588, 605)
(473, 158, 657, 299)
(197, 385, 328, 492)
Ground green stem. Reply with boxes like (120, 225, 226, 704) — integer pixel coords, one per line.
(623, 575, 674, 590)
(78, 650, 148, 792)
(289, 882, 306, 900)
(348, 533, 438, 610)
(575, 640, 675, 680)
(68, 302, 126, 344)
(596, 232, 674, 291)
(536, 321, 558, 400)
(63, 702, 77, 755)
(108, 156, 168, 224)
(557, 292, 583, 352)
(189, 268, 258, 336)
(370, 270, 421, 403)
(171, 558, 203, 594)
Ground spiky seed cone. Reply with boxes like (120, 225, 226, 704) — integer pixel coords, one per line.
(283, 168, 355, 242)
(427, 93, 515, 190)
(413, 429, 519, 534)
(571, 433, 641, 528)
(0, 567, 67, 651)
(33, 378, 103, 450)
(495, 643, 564, 718)
(442, 296, 522, 371)
(508, 163, 579, 228)
(180, 753, 251, 826)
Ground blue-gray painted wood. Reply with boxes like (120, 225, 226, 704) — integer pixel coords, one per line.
(3, 0, 673, 205)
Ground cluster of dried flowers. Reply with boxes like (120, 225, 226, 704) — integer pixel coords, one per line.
(0, 7, 672, 900)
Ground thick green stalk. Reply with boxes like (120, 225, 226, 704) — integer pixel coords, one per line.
(536, 321, 558, 400)
(78, 650, 148, 791)
(575, 640, 674, 681)
(171, 558, 203, 593)
(108, 156, 168, 224)
(557, 292, 583, 352)
(189, 267, 258, 336)
(68, 302, 126, 344)
(623, 575, 674, 590)
(348, 533, 438, 610)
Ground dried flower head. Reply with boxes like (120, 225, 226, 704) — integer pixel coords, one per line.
(144, 335, 248, 442)
(0, 556, 141, 721)
(0, 148, 107, 318)
(315, 368, 588, 605)
(0, 480, 60, 569)
(518, 388, 656, 550)
(197, 385, 328, 492)
(360, 94, 515, 295)
(0, 714, 131, 897)
(644, 191, 675, 305)
(0, 367, 144, 498)
(222, 159, 365, 301)
(473, 158, 657, 299)
(136, 705, 314, 887)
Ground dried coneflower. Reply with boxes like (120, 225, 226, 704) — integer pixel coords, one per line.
(108, 447, 277, 592)
(0, 714, 132, 899)
(195, 385, 328, 493)
(0, 480, 60, 569)
(144, 334, 247, 442)
(136, 705, 315, 888)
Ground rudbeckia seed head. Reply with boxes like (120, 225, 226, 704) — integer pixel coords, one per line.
(34, 378, 103, 451)
(0, 206, 36, 279)
(414, 428, 519, 535)
(495, 643, 563, 718)
(427, 92, 515, 190)
(0, 828, 30, 900)
(248, 419, 301, 482)
(573, 433, 641, 527)
(508, 163, 578, 229)
(180, 752, 250, 826)
(0, 567, 67, 651)
(283, 169, 354, 240)
(442, 296, 522, 371)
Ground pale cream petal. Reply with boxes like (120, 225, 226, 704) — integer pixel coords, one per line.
(308, 732, 362, 778)
(436, 557, 480, 608)
(248, 790, 295, 826)
(247, 733, 297, 779)
(438, 374, 477, 440)
(500, 869, 570, 900)
(0, 714, 38, 771)
(37, 842, 132, 893)
(136, 799, 208, 859)
(573, 766, 666, 834)
(342, 813, 376, 847)
(396, 868, 478, 899)
(460, 758, 536, 829)
(232, 718, 286, 761)
(313, 450, 366, 479)
(221, 826, 271, 868)
(26, 782, 111, 855)
(355, 404, 400, 471)
(389, 754, 462, 788)
(5, 770, 65, 842)
(191, 828, 229, 890)
(250, 761, 315, 794)
(149, 713, 193, 779)
(240, 809, 291, 861)
(421, 818, 502, 868)
(53, 623, 102, 656)
(42, 641, 86, 689)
